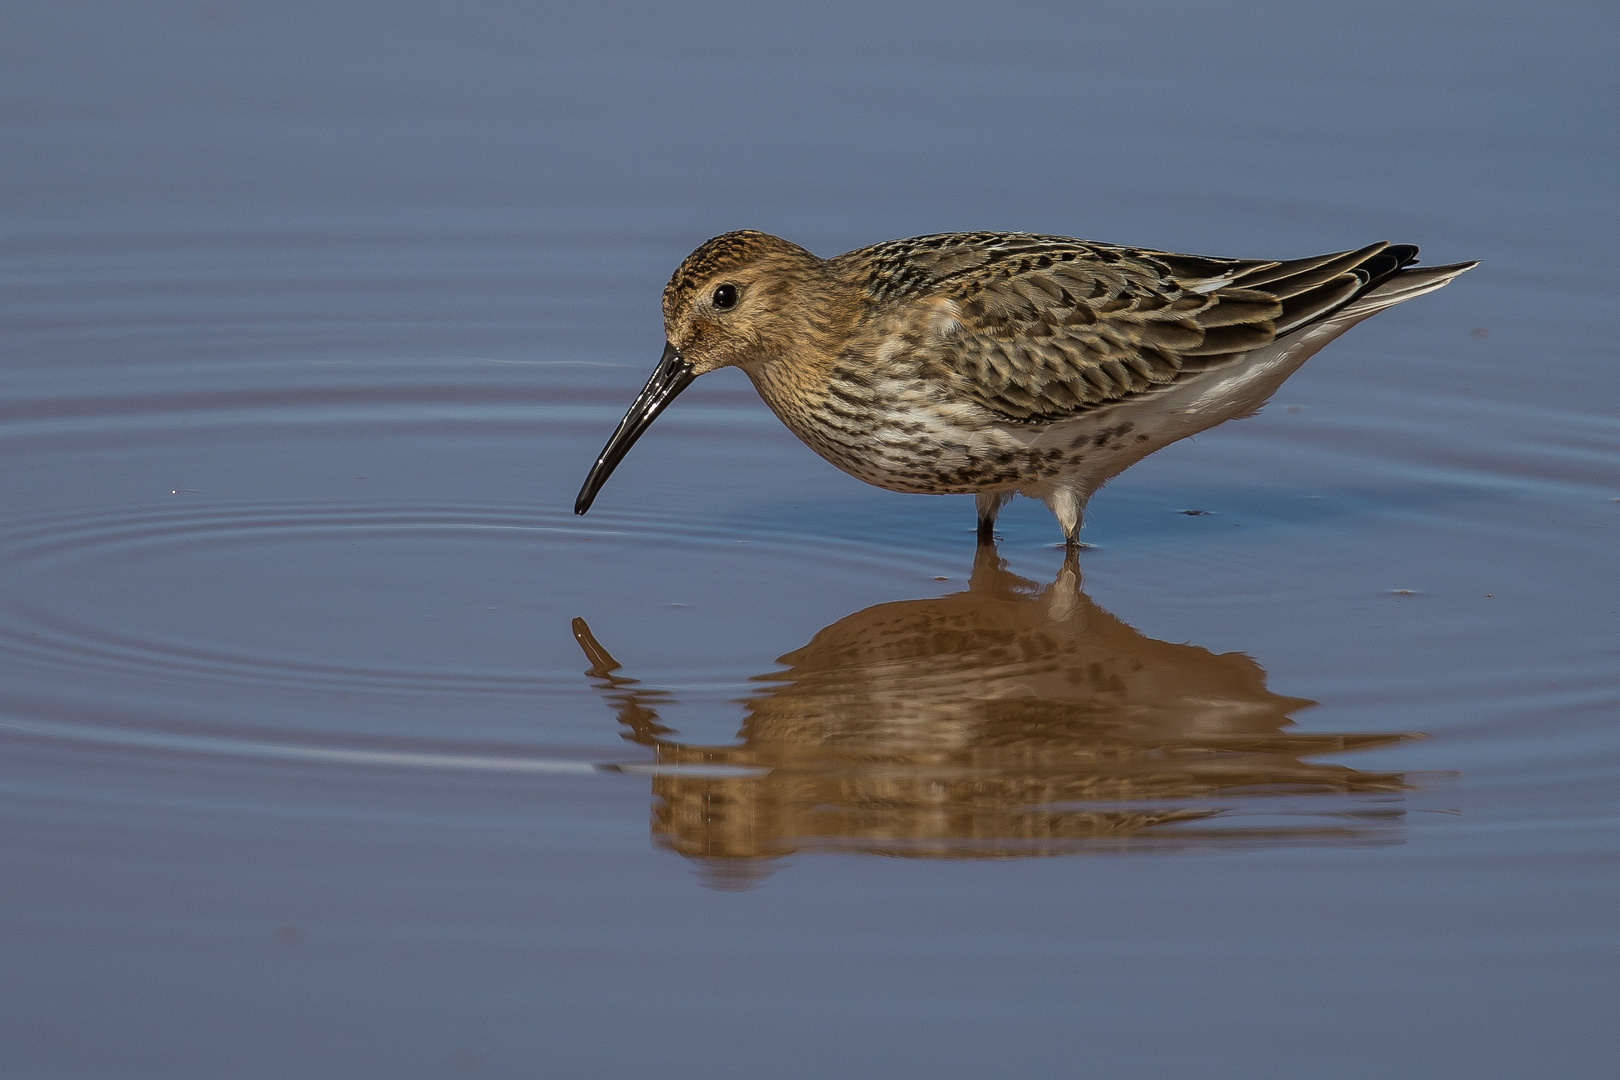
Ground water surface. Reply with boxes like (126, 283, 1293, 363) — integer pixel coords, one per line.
(2, 3, 1616, 1078)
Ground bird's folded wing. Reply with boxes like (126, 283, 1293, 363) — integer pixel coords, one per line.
(901, 237, 1401, 423)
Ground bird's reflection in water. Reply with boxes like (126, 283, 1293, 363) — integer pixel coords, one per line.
(574, 543, 1421, 889)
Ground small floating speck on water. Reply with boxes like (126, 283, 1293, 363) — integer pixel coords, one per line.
(1180, 509, 1212, 516)
(1392, 589, 1416, 595)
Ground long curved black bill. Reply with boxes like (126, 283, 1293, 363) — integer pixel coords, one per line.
(574, 342, 696, 514)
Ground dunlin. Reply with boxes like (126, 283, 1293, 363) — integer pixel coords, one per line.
(575, 230, 1475, 545)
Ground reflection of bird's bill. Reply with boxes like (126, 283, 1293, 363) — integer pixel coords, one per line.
(572, 545, 1424, 877)
(574, 341, 695, 515)
(572, 616, 628, 682)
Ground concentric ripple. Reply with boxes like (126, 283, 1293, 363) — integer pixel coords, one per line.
(0, 499, 944, 701)
(0, 714, 766, 778)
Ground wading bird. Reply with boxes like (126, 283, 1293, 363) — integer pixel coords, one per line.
(575, 230, 1474, 546)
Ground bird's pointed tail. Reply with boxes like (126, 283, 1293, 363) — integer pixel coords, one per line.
(1337, 260, 1479, 320)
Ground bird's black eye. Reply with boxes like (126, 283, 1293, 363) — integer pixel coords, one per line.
(711, 283, 738, 310)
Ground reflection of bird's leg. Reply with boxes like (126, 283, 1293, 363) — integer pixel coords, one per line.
(968, 533, 1048, 602)
(1058, 543, 1081, 586)
(570, 616, 678, 747)
(969, 532, 1007, 589)
(975, 490, 1012, 542)
(1044, 544, 1084, 623)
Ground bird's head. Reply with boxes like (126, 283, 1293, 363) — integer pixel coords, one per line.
(660, 230, 825, 376)
(575, 231, 831, 514)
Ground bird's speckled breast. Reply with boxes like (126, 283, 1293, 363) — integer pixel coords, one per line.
(745, 344, 1089, 496)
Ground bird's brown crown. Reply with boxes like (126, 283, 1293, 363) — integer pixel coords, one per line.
(661, 231, 817, 323)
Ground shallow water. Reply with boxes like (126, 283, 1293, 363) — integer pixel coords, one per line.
(3, 3, 1618, 1078)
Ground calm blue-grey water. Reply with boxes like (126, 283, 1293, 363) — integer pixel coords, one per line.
(2, 3, 1617, 1078)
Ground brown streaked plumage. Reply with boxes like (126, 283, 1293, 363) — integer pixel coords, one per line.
(575, 229, 1477, 545)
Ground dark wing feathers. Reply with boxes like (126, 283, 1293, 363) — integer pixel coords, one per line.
(851, 232, 1422, 424)
(1275, 275, 1362, 334)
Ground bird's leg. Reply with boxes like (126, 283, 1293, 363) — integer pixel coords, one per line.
(975, 490, 1011, 542)
(1046, 486, 1084, 549)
